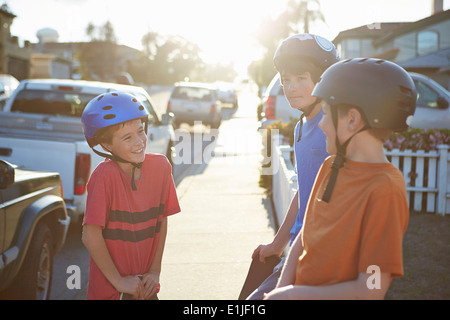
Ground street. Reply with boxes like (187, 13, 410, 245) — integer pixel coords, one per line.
(49, 83, 276, 300)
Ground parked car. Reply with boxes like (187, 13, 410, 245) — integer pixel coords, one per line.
(0, 79, 175, 225)
(167, 82, 222, 128)
(0, 160, 70, 299)
(0, 74, 19, 110)
(259, 73, 301, 129)
(215, 81, 238, 111)
(408, 72, 450, 130)
(259, 72, 450, 131)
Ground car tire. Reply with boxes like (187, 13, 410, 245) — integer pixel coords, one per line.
(8, 222, 54, 300)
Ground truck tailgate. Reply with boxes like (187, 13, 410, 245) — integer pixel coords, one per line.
(0, 137, 76, 200)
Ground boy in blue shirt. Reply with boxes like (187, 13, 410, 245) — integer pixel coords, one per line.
(244, 34, 339, 300)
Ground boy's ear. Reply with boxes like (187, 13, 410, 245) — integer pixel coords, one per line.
(347, 108, 364, 132)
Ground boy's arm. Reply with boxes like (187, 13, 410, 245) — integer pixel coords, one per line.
(142, 216, 168, 298)
(276, 229, 303, 288)
(266, 272, 391, 300)
(82, 224, 143, 297)
(253, 190, 299, 262)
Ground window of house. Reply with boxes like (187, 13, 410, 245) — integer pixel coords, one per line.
(417, 30, 439, 56)
(344, 39, 361, 58)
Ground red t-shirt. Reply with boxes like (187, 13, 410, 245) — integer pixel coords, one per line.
(83, 154, 180, 300)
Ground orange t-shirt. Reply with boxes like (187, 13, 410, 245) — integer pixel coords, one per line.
(295, 156, 409, 286)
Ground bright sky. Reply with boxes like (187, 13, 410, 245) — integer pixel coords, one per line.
(5, 0, 450, 75)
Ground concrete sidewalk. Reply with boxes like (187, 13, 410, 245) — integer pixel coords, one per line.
(158, 90, 276, 300)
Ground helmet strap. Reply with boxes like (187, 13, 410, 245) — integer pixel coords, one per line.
(296, 98, 321, 142)
(92, 147, 143, 191)
(321, 107, 370, 202)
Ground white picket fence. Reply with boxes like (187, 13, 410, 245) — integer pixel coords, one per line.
(271, 135, 450, 220)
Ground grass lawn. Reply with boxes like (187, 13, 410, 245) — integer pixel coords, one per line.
(386, 211, 450, 300)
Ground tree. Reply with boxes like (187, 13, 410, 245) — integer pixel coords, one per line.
(140, 32, 206, 85)
(76, 21, 120, 81)
(249, 0, 325, 90)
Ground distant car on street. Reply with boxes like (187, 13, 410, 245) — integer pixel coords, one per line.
(167, 82, 222, 128)
(408, 72, 450, 130)
(215, 81, 238, 111)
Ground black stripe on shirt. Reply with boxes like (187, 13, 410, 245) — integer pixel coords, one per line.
(108, 205, 165, 224)
(103, 221, 162, 242)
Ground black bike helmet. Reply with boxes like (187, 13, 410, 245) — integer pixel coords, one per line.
(312, 58, 416, 202)
(312, 58, 417, 132)
(274, 33, 339, 73)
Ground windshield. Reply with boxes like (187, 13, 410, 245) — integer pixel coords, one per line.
(171, 86, 213, 101)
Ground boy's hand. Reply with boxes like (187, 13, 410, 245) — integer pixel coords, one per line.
(115, 275, 144, 299)
(252, 243, 281, 263)
(140, 271, 160, 299)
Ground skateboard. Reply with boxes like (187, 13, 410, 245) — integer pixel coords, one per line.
(238, 253, 281, 300)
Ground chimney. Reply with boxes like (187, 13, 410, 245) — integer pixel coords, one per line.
(432, 0, 443, 14)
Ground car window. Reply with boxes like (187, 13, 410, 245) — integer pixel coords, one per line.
(414, 80, 439, 108)
(10, 89, 96, 117)
(172, 86, 212, 101)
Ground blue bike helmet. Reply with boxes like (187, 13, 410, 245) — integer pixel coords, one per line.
(82, 91, 149, 148)
(82, 91, 149, 191)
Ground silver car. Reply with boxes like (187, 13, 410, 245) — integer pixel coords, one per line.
(409, 72, 450, 130)
(167, 82, 222, 128)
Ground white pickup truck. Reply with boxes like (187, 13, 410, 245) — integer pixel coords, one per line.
(0, 79, 175, 224)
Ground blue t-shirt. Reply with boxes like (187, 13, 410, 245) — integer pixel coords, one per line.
(290, 110, 329, 245)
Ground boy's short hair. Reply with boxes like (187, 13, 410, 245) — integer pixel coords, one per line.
(278, 56, 323, 84)
(94, 122, 124, 145)
(337, 104, 392, 142)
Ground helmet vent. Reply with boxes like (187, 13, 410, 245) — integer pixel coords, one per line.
(97, 95, 104, 101)
(104, 114, 116, 120)
(375, 60, 385, 64)
(139, 105, 144, 111)
(102, 105, 113, 110)
(112, 93, 118, 96)
(132, 98, 138, 102)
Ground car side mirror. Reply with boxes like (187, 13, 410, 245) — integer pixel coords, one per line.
(437, 96, 449, 109)
(161, 112, 174, 126)
(0, 160, 15, 189)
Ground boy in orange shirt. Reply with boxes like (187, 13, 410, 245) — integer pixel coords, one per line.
(265, 58, 417, 299)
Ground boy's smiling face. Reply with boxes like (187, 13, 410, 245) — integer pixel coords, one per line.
(281, 71, 316, 111)
(102, 118, 147, 165)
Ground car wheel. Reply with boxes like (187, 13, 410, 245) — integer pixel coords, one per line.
(8, 222, 54, 300)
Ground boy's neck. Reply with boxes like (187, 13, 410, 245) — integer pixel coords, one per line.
(116, 161, 141, 179)
(345, 132, 388, 164)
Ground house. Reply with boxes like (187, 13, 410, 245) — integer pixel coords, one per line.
(0, 4, 32, 80)
(332, 6, 450, 89)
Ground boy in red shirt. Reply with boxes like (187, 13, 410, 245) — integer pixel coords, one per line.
(265, 59, 416, 299)
(81, 92, 180, 299)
